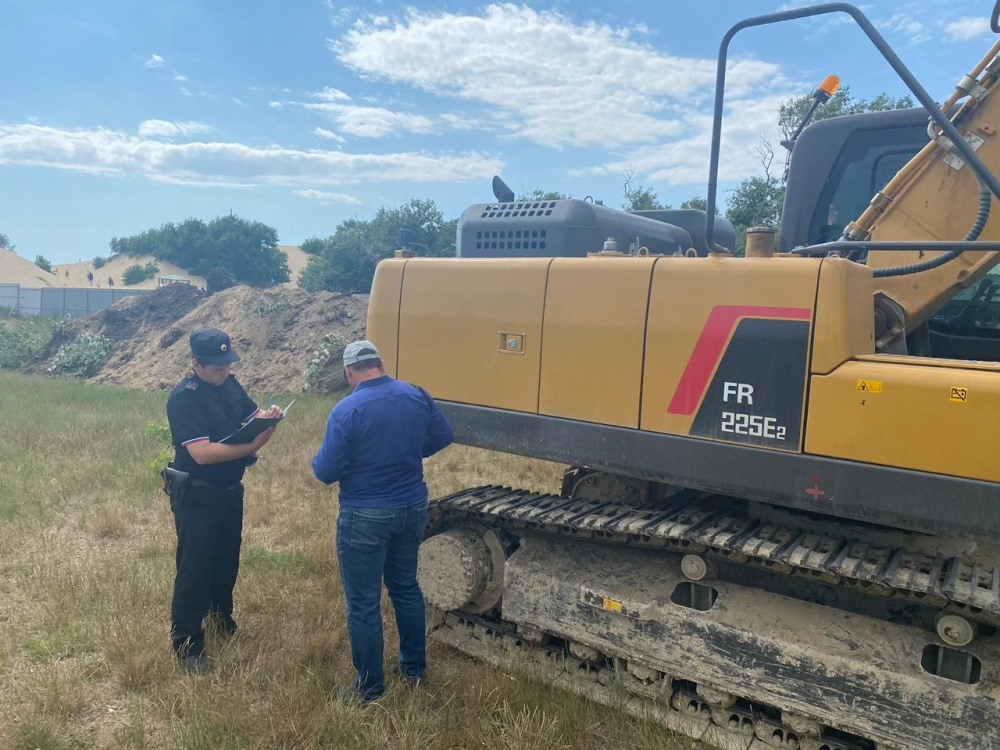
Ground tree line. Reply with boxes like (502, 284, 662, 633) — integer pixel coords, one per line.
(109, 215, 290, 287)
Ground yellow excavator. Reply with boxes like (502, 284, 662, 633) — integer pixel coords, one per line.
(367, 4, 1000, 748)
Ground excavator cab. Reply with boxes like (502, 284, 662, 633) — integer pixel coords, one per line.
(780, 107, 930, 251)
(781, 105, 1000, 360)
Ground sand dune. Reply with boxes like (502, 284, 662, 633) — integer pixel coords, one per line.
(0, 245, 309, 290)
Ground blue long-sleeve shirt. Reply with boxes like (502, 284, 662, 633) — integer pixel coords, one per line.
(312, 375, 455, 507)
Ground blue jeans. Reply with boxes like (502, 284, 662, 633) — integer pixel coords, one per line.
(336, 498, 429, 700)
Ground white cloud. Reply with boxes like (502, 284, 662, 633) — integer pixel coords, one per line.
(0, 122, 503, 188)
(144, 54, 165, 69)
(137, 120, 212, 138)
(231, 97, 244, 106)
(332, 4, 784, 148)
(294, 188, 361, 204)
(583, 94, 789, 186)
(328, 4, 357, 27)
(314, 126, 346, 143)
(302, 101, 436, 137)
(880, 13, 930, 45)
(438, 113, 480, 131)
(276, 89, 479, 139)
(175, 74, 188, 82)
(944, 16, 990, 41)
(314, 86, 351, 102)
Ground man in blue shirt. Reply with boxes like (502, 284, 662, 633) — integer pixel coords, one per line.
(312, 340, 454, 702)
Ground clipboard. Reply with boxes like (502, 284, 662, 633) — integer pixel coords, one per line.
(220, 401, 294, 445)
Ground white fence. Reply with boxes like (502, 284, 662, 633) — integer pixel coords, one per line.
(0, 283, 148, 318)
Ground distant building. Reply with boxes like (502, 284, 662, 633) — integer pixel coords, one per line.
(158, 274, 190, 287)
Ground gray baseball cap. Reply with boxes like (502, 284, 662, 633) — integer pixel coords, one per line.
(343, 340, 381, 367)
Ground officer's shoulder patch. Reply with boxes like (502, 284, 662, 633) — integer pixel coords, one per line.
(184, 379, 200, 391)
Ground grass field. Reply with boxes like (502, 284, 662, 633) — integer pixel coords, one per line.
(0, 372, 695, 750)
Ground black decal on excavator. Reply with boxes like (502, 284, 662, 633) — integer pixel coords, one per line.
(689, 318, 809, 450)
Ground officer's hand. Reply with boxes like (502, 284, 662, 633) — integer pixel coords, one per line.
(262, 405, 283, 419)
(251, 426, 276, 452)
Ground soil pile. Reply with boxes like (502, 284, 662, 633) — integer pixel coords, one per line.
(90, 282, 207, 341)
(84, 286, 367, 392)
(24, 282, 206, 375)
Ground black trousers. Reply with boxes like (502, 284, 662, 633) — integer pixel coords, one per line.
(170, 483, 244, 657)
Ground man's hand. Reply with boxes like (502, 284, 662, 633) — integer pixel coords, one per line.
(257, 405, 283, 419)
(251, 426, 276, 452)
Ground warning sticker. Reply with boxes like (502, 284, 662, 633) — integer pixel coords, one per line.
(856, 379, 883, 393)
(950, 387, 969, 403)
(602, 598, 623, 613)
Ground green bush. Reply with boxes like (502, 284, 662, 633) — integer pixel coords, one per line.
(53, 333, 113, 377)
(109, 214, 289, 287)
(0, 328, 31, 369)
(145, 419, 172, 444)
(92, 256, 107, 269)
(253, 293, 292, 316)
(298, 199, 456, 293)
(303, 332, 349, 392)
(146, 418, 173, 477)
(34, 255, 52, 273)
(0, 317, 63, 369)
(122, 262, 159, 286)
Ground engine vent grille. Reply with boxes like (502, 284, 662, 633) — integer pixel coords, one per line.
(474, 228, 548, 251)
(480, 201, 557, 219)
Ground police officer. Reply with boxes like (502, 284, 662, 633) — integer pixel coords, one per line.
(165, 328, 281, 673)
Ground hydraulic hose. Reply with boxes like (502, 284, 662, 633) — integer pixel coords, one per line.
(872, 176, 992, 278)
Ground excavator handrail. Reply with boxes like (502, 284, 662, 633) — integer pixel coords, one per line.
(704, 2, 1000, 253)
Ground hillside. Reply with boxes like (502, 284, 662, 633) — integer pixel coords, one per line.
(0, 245, 310, 289)
(29, 283, 367, 393)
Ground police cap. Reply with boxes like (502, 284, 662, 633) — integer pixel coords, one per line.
(190, 328, 240, 365)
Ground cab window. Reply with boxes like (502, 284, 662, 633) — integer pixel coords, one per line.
(808, 126, 925, 244)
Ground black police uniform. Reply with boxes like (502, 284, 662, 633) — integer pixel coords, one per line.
(165, 329, 258, 658)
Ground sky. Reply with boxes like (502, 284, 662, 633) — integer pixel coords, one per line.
(0, 0, 996, 263)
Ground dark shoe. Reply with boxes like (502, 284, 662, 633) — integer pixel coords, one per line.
(336, 685, 381, 704)
(207, 614, 238, 638)
(179, 654, 215, 674)
(390, 664, 425, 687)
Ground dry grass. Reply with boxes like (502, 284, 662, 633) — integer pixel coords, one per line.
(0, 372, 695, 750)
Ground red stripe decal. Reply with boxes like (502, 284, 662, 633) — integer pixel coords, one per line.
(667, 305, 811, 416)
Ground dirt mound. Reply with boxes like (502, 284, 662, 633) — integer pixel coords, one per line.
(23, 283, 207, 375)
(89, 283, 206, 341)
(86, 286, 367, 393)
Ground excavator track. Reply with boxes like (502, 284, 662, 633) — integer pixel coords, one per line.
(421, 508, 1000, 750)
(430, 485, 1000, 622)
(431, 609, 874, 750)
